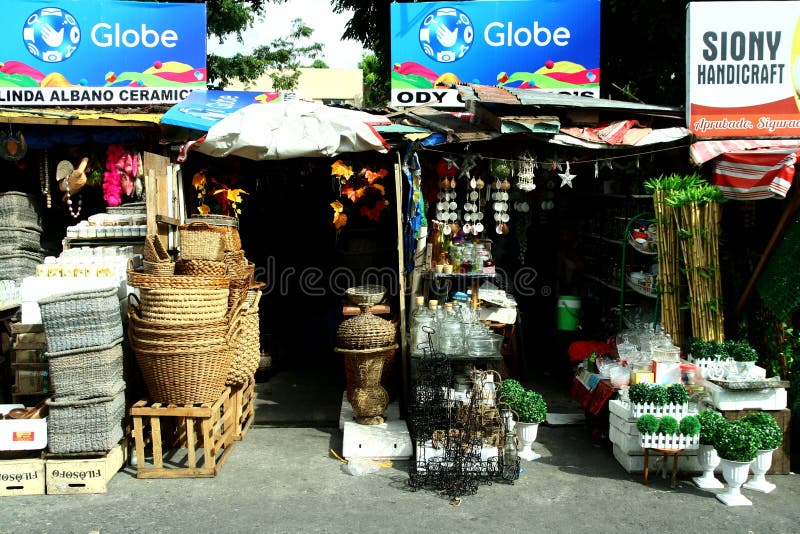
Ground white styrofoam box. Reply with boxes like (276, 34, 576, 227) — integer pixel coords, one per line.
(342, 420, 413, 461)
(416, 441, 499, 472)
(706, 382, 787, 410)
(609, 425, 642, 454)
(339, 392, 400, 430)
(613, 444, 706, 474)
(609, 412, 638, 436)
(609, 399, 635, 422)
(0, 405, 47, 451)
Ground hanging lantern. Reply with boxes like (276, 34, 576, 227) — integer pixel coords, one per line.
(516, 151, 536, 192)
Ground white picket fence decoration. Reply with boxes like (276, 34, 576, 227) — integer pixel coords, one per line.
(631, 402, 689, 419)
(640, 433, 700, 450)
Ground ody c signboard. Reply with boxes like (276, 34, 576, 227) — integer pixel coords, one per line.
(0, 0, 206, 106)
(390, 0, 600, 107)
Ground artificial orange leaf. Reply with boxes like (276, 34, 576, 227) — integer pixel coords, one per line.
(342, 184, 358, 202)
(197, 204, 210, 215)
(192, 170, 206, 189)
(330, 200, 344, 213)
(333, 213, 348, 230)
(331, 160, 353, 180)
(364, 168, 388, 184)
(360, 200, 387, 222)
(212, 188, 248, 203)
(370, 184, 385, 195)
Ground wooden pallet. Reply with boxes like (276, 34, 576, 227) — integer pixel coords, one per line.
(232, 377, 256, 441)
(130, 387, 237, 479)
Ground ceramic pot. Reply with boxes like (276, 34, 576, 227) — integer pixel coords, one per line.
(692, 444, 724, 489)
(515, 422, 541, 461)
(743, 448, 777, 493)
(717, 459, 753, 506)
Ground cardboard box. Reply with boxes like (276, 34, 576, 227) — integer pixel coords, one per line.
(0, 405, 48, 451)
(45, 440, 127, 495)
(13, 368, 48, 395)
(12, 331, 47, 350)
(0, 457, 45, 496)
(12, 349, 46, 364)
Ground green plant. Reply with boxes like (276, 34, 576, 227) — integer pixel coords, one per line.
(628, 383, 651, 405)
(498, 379, 525, 405)
(667, 384, 689, 405)
(658, 416, 679, 435)
(729, 341, 758, 363)
(637, 414, 660, 434)
(513, 390, 547, 424)
(741, 412, 783, 451)
(713, 421, 759, 463)
(697, 409, 727, 446)
(679, 415, 701, 436)
(647, 385, 670, 406)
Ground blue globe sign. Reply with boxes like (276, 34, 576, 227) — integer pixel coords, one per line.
(419, 7, 474, 63)
(22, 7, 81, 63)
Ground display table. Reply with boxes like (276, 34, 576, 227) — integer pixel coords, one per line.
(569, 375, 617, 416)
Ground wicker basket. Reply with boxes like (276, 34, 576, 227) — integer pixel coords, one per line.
(223, 250, 247, 278)
(143, 235, 170, 262)
(137, 288, 229, 323)
(0, 192, 42, 231)
(127, 268, 230, 290)
(0, 227, 42, 254)
(133, 340, 234, 405)
(143, 259, 175, 276)
(226, 292, 260, 386)
(334, 344, 396, 425)
(186, 215, 241, 251)
(47, 338, 125, 400)
(336, 309, 396, 350)
(46, 386, 126, 453)
(345, 285, 387, 307)
(342, 343, 398, 404)
(228, 275, 250, 310)
(0, 251, 44, 281)
(127, 309, 230, 341)
(38, 287, 123, 353)
(175, 258, 228, 277)
(179, 221, 226, 260)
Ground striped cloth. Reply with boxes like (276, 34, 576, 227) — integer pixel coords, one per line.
(711, 149, 797, 200)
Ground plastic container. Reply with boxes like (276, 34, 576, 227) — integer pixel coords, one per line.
(557, 296, 581, 331)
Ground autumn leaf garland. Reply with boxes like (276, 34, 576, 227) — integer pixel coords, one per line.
(330, 159, 389, 229)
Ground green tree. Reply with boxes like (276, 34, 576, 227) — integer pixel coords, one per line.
(310, 59, 330, 69)
(359, 53, 389, 108)
(205, 1, 323, 90)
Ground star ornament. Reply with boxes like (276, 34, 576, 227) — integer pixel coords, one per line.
(559, 161, 576, 188)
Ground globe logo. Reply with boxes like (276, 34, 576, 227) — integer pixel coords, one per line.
(419, 7, 474, 63)
(22, 7, 81, 63)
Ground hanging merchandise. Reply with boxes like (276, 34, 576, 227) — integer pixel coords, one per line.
(514, 197, 531, 264)
(435, 157, 459, 237)
(0, 124, 27, 162)
(492, 175, 510, 235)
(39, 149, 51, 209)
(56, 158, 87, 219)
(516, 152, 537, 192)
(403, 148, 426, 274)
(559, 161, 576, 188)
(460, 156, 483, 236)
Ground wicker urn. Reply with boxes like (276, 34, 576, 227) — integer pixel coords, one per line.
(336, 305, 396, 349)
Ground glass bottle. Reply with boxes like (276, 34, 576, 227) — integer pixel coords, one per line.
(501, 429, 519, 480)
(409, 296, 434, 357)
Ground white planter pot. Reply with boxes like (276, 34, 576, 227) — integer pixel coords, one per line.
(515, 422, 541, 461)
(743, 448, 777, 493)
(692, 444, 724, 489)
(717, 459, 753, 506)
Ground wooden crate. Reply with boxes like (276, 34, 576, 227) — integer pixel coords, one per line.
(232, 377, 256, 441)
(722, 408, 791, 475)
(130, 387, 237, 479)
(0, 456, 45, 496)
(45, 439, 127, 495)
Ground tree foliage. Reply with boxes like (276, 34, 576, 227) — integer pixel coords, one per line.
(204, 0, 323, 89)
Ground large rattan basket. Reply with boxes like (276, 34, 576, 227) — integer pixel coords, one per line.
(336, 306, 396, 350)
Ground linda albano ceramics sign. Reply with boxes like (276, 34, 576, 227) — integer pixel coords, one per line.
(687, 1, 800, 138)
(0, 0, 206, 106)
(389, 0, 600, 108)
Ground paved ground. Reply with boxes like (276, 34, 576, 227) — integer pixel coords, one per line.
(2, 368, 799, 533)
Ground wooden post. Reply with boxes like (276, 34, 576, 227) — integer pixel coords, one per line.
(394, 153, 408, 414)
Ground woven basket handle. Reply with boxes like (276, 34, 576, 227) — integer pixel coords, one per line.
(226, 323, 243, 343)
(186, 221, 212, 230)
(127, 292, 142, 317)
(250, 288, 263, 309)
(226, 300, 245, 328)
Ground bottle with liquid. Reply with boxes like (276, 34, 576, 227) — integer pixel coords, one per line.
(501, 429, 519, 481)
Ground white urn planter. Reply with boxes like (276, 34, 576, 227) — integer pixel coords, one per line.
(717, 459, 753, 506)
(743, 448, 777, 493)
(515, 422, 541, 461)
(692, 444, 724, 489)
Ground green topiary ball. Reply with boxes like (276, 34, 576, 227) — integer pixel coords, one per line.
(697, 409, 727, 445)
(714, 420, 759, 462)
(741, 412, 783, 450)
(628, 383, 651, 405)
(499, 378, 525, 405)
(667, 384, 690, 405)
(679, 415, 701, 436)
(637, 414, 659, 434)
(658, 415, 679, 435)
(647, 385, 670, 406)
(514, 390, 547, 424)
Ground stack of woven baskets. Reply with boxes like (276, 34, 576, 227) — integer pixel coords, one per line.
(334, 285, 397, 425)
(0, 192, 45, 282)
(127, 218, 260, 405)
(39, 287, 126, 454)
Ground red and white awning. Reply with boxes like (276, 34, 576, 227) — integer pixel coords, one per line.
(691, 140, 800, 200)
